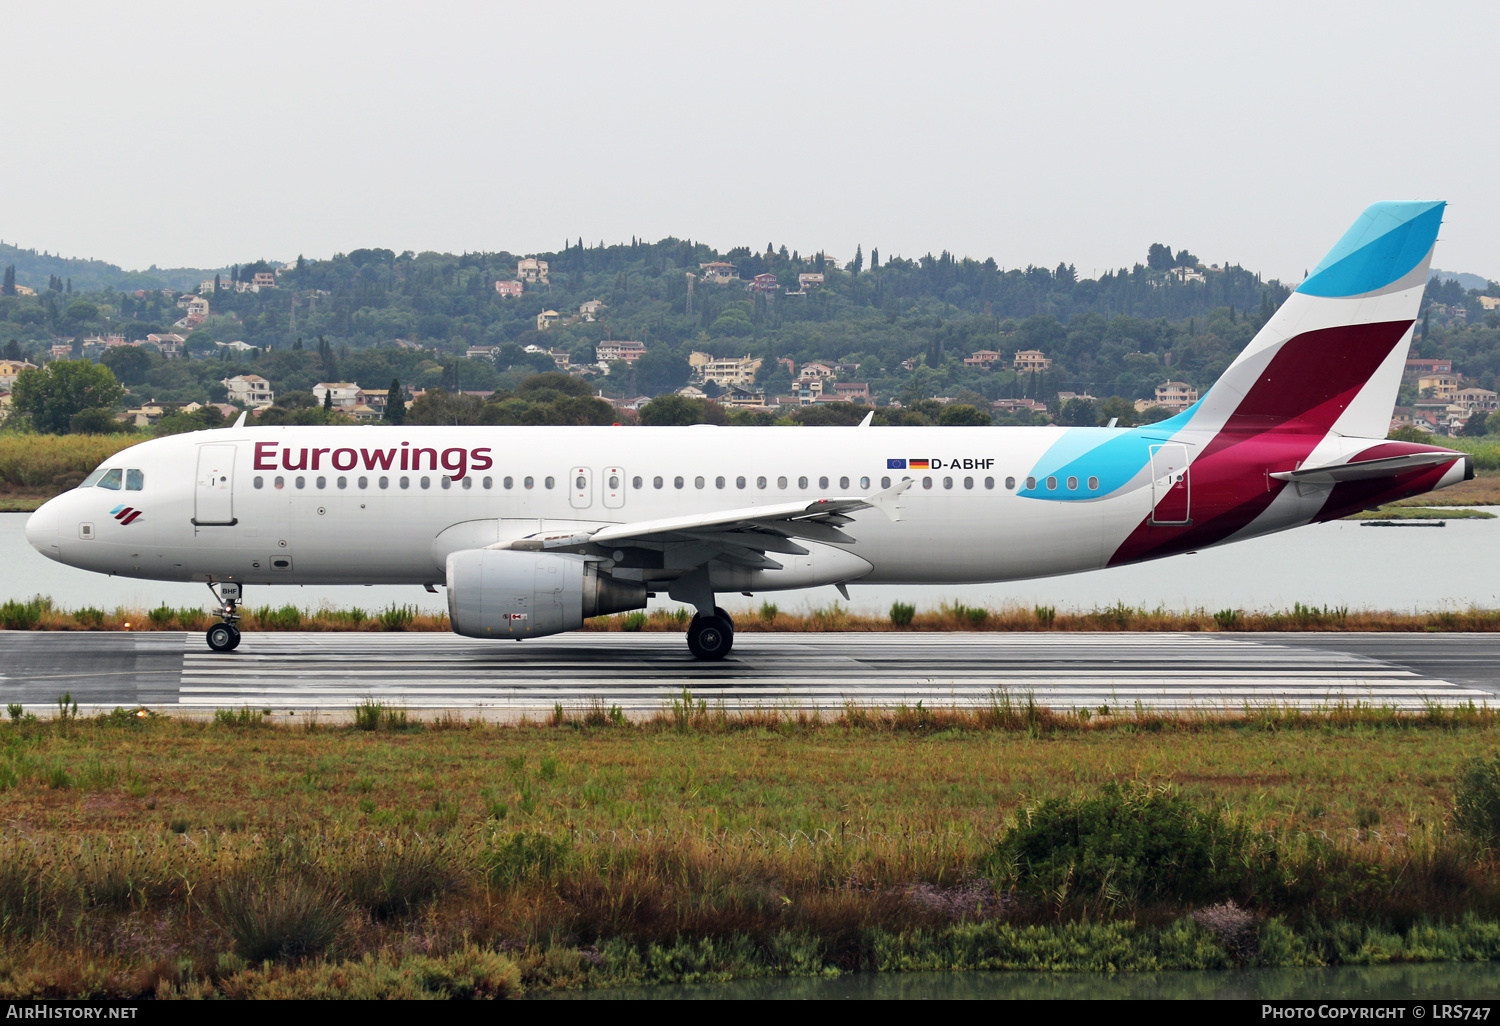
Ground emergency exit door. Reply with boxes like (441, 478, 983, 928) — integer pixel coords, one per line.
(193, 444, 237, 526)
(1148, 444, 1191, 526)
(568, 466, 593, 509)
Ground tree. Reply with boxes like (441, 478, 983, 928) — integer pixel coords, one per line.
(852, 245, 863, 275)
(3, 339, 21, 362)
(870, 247, 879, 271)
(634, 348, 690, 395)
(1146, 244, 1174, 272)
(99, 345, 154, 386)
(322, 388, 333, 411)
(1, 265, 14, 296)
(386, 377, 406, 424)
(1460, 413, 1490, 437)
(1097, 396, 1138, 427)
(11, 360, 124, 434)
(936, 403, 993, 426)
(638, 394, 710, 425)
(1174, 249, 1199, 268)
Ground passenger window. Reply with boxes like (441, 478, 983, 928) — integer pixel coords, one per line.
(1046, 477, 1057, 490)
(544, 476, 555, 489)
(964, 477, 973, 489)
(524, 477, 534, 489)
(274, 476, 285, 489)
(674, 476, 684, 489)
(695, 476, 705, 489)
(441, 476, 451, 489)
(632, 476, 643, 489)
(296, 476, 306, 489)
(943, 476, 953, 489)
(653, 476, 664, 489)
(1025, 477, 1036, 489)
(819, 476, 829, 489)
(482, 476, 492, 489)
(1088, 476, 1099, 490)
(608, 475, 619, 489)
(839, 476, 849, 490)
(716, 476, 726, 489)
(576, 475, 587, 490)
(126, 469, 144, 491)
(378, 476, 388, 489)
(922, 477, 932, 489)
(338, 477, 348, 489)
(798, 476, 808, 489)
(316, 476, 327, 489)
(777, 476, 787, 489)
(881, 476, 891, 488)
(503, 476, 513, 489)
(736, 476, 746, 489)
(1067, 476, 1078, 490)
(420, 476, 431, 489)
(253, 476, 264, 489)
(462, 477, 472, 490)
(98, 469, 122, 490)
(757, 476, 767, 489)
(399, 476, 409, 489)
(1003, 477, 1013, 490)
(860, 476, 870, 489)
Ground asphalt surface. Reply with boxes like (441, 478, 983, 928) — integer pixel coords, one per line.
(0, 630, 1495, 716)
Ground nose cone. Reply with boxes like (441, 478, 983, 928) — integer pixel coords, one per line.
(26, 498, 62, 562)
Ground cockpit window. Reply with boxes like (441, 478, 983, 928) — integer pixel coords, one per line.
(125, 469, 144, 491)
(80, 468, 107, 488)
(97, 469, 123, 490)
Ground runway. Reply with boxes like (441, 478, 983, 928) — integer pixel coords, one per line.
(0, 630, 1495, 716)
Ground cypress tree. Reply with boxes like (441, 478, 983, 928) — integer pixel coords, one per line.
(387, 377, 406, 424)
(1, 265, 14, 296)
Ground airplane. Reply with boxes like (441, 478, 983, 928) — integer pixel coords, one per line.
(25, 200, 1470, 659)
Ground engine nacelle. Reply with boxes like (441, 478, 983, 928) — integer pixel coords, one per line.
(446, 549, 646, 639)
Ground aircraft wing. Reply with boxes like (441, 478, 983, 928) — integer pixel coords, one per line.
(495, 480, 910, 569)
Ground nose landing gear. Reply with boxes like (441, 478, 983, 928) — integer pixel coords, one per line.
(205, 581, 242, 653)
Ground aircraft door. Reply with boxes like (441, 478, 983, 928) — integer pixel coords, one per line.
(1148, 444, 1191, 526)
(569, 466, 592, 509)
(193, 444, 237, 526)
(602, 467, 625, 509)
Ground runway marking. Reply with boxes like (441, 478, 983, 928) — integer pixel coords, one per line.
(168, 632, 1492, 711)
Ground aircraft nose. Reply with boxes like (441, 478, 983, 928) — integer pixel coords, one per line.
(25, 499, 62, 562)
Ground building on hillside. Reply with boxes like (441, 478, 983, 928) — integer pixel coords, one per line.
(748, 272, 779, 293)
(251, 272, 276, 290)
(221, 374, 274, 409)
(1455, 387, 1498, 413)
(690, 352, 762, 387)
(698, 262, 739, 285)
(719, 384, 767, 408)
(1013, 349, 1052, 373)
(0, 360, 37, 388)
(518, 258, 549, 283)
(536, 309, 560, 331)
(312, 382, 361, 408)
(549, 348, 571, 370)
(798, 362, 833, 381)
(1418, 374, 1461, 400)
(1056, 391, 1099, 404)
(579, 299, 605, 321)
(466, 345, 499, 359)
(1169, 265, 1207, 284)
(356, 389, 389, 414)
(1405, 358, 1454, 376)
(12, 285, 35, 296)
(1153, 380, 1199, 410)
(494, 280, 524, 298)
(992, 398, 1049, 415)
(797, 273, 824, 291)
(216, 340, 258, 353)
(596, 340, 646, 363)
(1480, 296, 1500, 312)
(964, 349, 1002, 367)
(830, 382, 871, 403)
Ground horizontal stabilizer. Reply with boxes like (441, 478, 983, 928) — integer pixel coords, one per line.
(1269, 451, 1460, 485)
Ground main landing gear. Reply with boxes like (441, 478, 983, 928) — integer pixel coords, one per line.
(686, 606, 734, 660)
(205, 581, 242, 653)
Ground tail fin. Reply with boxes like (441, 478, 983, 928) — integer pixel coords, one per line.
(1186, 200, 1444, 440)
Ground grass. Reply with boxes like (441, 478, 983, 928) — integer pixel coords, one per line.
(1348, 507, 1496, 520)
(0, 701, 1498, 996)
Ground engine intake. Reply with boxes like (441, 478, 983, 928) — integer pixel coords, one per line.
(446, 549, 646, 639)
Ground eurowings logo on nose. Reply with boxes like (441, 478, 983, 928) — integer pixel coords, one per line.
(109, 505, 144, 526)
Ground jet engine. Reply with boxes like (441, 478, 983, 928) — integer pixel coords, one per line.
(446, 549, 646, 639)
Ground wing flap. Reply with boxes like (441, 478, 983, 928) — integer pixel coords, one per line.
(1269, 451, 1460, 484)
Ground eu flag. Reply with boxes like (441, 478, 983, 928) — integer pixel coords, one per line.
(887, 458, 906, 469)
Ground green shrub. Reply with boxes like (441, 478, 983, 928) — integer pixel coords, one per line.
(620, 611, 647, 632)
(1453, 753, 1500, 845)
(257, 604, 303, 631)
(0, 598, 44, 630)
(482, 832, 574, 888)
(1213, 609, 1241, 630)
(333, 841, 455, 919)
(378, 604, 415, 631)
(759, 601, 779, 623)
(213, 707, 266, 728)
(353, 699, 410, 732)
(74, 606, 105, 628)
(1033, 605, 1057, 628)
(985, 782, 1281, 905)
(889, 601, 916, 627)
(146, 604, 175, 628)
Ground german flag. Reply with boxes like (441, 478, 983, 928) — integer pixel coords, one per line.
(909, 459, 930, 470)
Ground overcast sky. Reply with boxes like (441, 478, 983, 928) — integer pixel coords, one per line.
(3, 1, 1496, 283)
